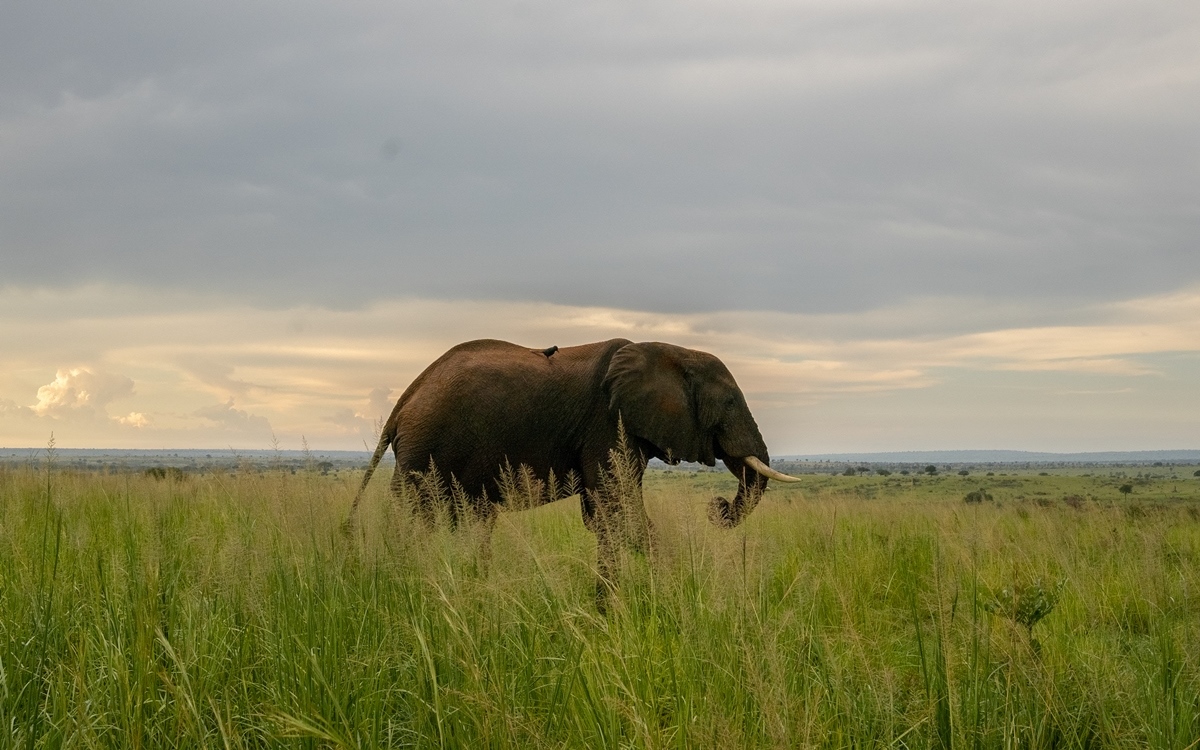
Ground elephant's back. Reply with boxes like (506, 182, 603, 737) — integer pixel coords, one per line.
(389, 338, 631, 488)
(411, 338, 629, 393)
(403, 338, 627, 421)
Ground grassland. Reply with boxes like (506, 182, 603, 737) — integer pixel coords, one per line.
(1, 458, 1198, 748)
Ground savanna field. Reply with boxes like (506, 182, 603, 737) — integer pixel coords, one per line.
(2, 457, 1199, 748)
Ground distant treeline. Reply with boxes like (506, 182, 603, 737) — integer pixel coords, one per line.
(0, 450, 383, 474)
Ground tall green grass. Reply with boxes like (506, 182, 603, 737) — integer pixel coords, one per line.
(1, 459, 1198, 748)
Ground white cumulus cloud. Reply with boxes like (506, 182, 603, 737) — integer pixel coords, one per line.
(116, 412, 149, 427)
(31, 367, 134, 418)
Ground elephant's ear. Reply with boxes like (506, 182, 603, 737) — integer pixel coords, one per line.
(603, 343, 705, 464)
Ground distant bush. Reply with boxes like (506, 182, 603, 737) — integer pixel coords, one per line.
(964, 489, 993, 504)
(924, 465, 938, 475)
(876, 469, 891, 476)
(1119, 484, 1133, 497)
(900, 470, 910, 476)
(1194, 470, 1200, 477)
(1125, 503, 1148, 519)
(143, 467, 187, 481)
(843, 467, 857, 476)
(958, 470, 969, 476)
(1063, 495, 1086, 510)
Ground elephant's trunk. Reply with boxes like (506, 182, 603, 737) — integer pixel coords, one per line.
(706, 455, 800, 528)
(706, 455, 763, 528)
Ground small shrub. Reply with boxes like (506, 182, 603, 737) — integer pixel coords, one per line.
(1062, 494, 1086, 510)
(958, 469, 969, 476)
(924, 465, 937, 475)
(1119, 483, 1133, 497)
(985, 577, 1066, 652)
(843, 467, 857, 476)
(963, 489, 993, 504)
(875, 469, 891, 476)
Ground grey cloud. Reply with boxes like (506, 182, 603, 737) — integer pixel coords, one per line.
(0, 399, 34, 418)
(322, 388, 394, 444)
(324, 406, 366, 429)
(366, 387, 394, 422)
(181, 360, 265, 399)
(322, 407, 374, 445)
(2, 1, 1198, 316)
(194, 399, 273, 435)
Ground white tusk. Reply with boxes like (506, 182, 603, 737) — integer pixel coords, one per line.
(743, 455, 802, 483)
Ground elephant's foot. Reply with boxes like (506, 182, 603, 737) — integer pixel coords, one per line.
(595, 579, 611, 615)
(628, 516, 656, 556)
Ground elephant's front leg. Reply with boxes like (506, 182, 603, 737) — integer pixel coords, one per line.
(581, 476, 621, 611)
(581, 453, 653, 612)
(617, 480, 654, 555)
(581, 454, 652, 552)
(592, 518, 617, 612)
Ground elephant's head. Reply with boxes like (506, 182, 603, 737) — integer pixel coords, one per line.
(604, 342, 800, 527)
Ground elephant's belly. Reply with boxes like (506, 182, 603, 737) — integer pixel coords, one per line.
(394, 439, 580, 504)
(390, 380, 594, 503)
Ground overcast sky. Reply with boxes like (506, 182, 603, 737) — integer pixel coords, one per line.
(2, 0, 1198, 452)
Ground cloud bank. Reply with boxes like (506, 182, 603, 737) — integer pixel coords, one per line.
(2, 1, 1198, 315)
(0, 285, 1196, 451)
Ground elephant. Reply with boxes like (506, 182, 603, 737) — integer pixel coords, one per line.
(346, 338, 800, 600)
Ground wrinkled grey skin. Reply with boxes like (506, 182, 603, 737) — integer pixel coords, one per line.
(347, 339, 782, 601)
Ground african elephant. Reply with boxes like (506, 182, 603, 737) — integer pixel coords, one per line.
(346, 338, 799, 597)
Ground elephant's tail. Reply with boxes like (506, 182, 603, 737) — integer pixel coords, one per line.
(344, 426, 393, 534)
